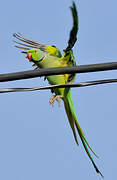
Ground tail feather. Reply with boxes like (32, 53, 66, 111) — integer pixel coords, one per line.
(75, 121, 104, 178)
(64, 88, 103, 177)
(64, 97, 79, 145)
(74, 115, 99, 158)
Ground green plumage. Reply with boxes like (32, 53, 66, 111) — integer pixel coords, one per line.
(13, 1, 103, 178)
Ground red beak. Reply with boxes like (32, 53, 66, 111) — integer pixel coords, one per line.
(27, 53, 32, 61)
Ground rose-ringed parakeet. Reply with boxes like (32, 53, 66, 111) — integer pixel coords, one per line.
(13, 1, 103, 177)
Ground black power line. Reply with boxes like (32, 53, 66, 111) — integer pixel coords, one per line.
(0, 62, 117, 82)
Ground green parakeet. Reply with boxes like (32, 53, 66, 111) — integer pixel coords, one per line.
(13, 2, 103, 178)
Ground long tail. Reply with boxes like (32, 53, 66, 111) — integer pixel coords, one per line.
(63, 88, 103, 178)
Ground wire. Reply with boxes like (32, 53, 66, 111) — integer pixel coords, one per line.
(0, 78, 116, 93)
(0, 62, 117, 82)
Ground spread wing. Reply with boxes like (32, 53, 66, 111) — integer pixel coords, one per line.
(13, 33, 47, 52)
(13, 33, 62, 57)
(64, 1, 78, 52)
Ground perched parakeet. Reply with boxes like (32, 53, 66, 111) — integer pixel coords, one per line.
(13, 2, 103, 178)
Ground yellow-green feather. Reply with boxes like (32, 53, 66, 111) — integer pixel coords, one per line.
(46, 45, 62, 58)
(64, 88, 103, 178)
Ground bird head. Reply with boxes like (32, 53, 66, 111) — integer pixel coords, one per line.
(27, 49, 44, 62)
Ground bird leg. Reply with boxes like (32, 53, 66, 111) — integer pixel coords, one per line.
(49, 95, 63, 107)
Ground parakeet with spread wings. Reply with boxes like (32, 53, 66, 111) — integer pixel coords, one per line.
(13, 2, 103, 177)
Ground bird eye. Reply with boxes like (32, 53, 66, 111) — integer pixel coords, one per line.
(27, 53, 32, 61)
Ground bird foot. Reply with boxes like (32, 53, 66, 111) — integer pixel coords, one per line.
(49, 95, 63, 107)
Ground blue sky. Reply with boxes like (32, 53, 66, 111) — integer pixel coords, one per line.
(0, 0, 117, 179)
